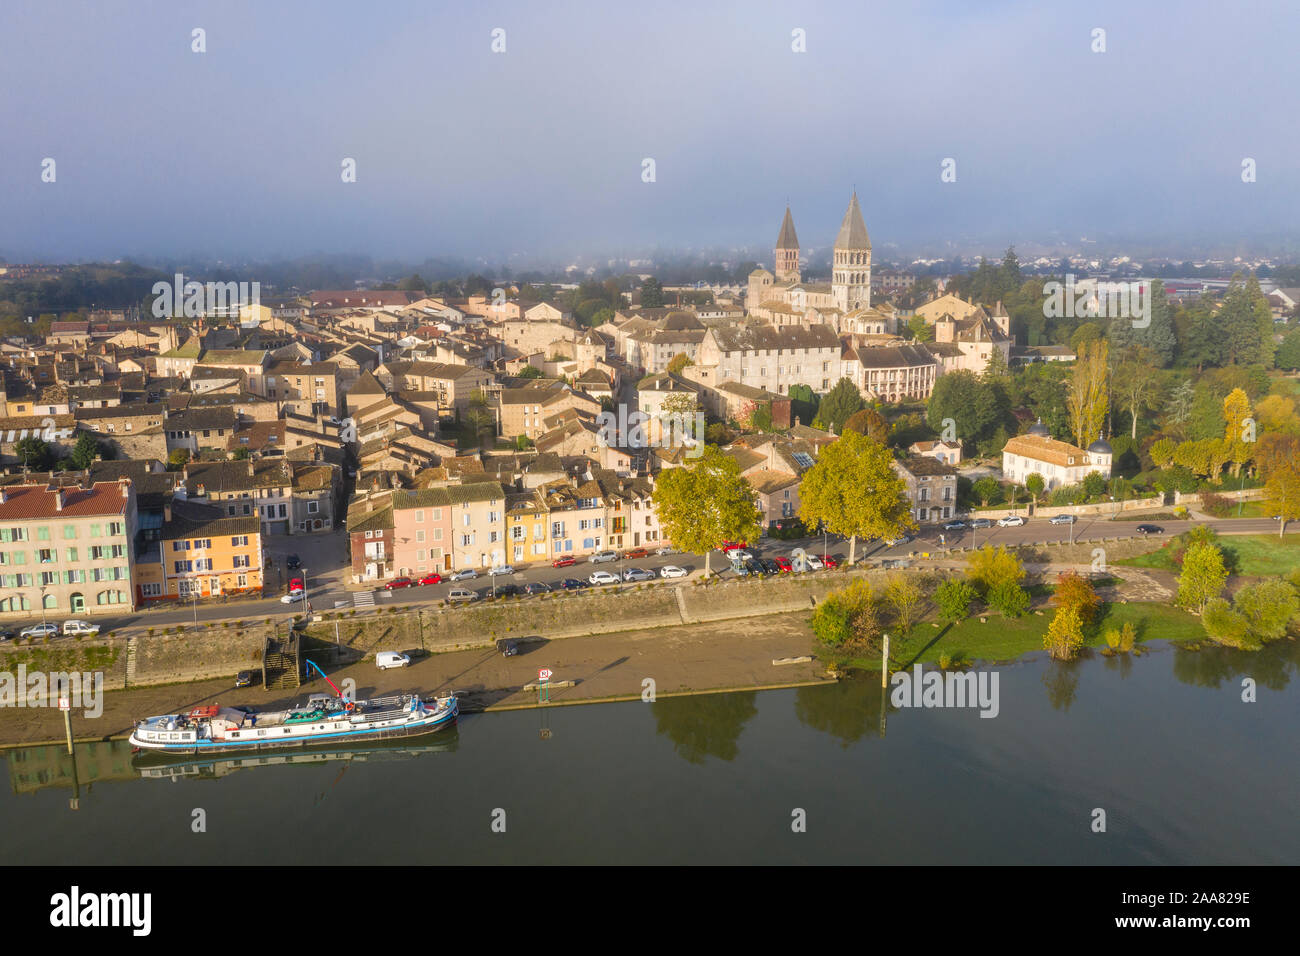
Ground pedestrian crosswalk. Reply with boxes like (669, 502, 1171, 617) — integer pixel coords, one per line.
(353, 590, 375, 608)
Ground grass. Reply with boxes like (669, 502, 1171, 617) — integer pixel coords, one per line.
(1118, 533, 1300, 576)
(840, 600, 1205, 670)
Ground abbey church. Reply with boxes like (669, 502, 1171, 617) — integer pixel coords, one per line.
(746, 193, 899, 337)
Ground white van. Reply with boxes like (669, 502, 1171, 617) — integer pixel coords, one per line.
(447, 588, 478, 603)
(62, 620, 102, 637)
(376, 651, 411, 670)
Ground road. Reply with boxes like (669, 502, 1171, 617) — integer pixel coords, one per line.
(7, 514, 1292, 641)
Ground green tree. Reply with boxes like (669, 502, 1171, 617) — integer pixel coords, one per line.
(1025, 472, 1045, 512)
(935, 578, 978, 624)
(818, 378, 864, 434)
(14, 435, 52, 470)
(1276, 327, 1300, 371)
(1177, 539, 1228, 613)
(965, 544, 1026, 598)
(166, 448, 190, 470)
(797, 430, 916, 565)
(885, 572, 925, 635)
(906, 315, 933, 342)
(927, 369, 1008, 450)
(666, 352, 694, 376)
(988, 578, 1031, 618)
(639, 277, 664, 308)
(972, 476, 999, 507)
(67, 431, 102, 470)
(1201, 598, 1251, 648)
(516, 365, 543, 379)
(1232, 579, 1299, 646)
(652, 445, 763, 577)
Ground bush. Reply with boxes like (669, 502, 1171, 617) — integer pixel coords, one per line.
(935, 579, 978, 624)
(988, 580, 1030, 618)
(1202, 598, 1252, 649)
(1103, 621, 1137, 652)
(1199, 492, 1233, 518)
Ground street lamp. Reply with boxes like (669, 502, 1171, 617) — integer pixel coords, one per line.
(40, 586, 48, 633)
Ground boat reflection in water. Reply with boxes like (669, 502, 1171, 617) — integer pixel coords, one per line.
(132, 727, 460, 782)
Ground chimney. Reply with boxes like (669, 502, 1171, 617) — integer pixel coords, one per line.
(54, 488, 65, 511)
(121, 478, 131, 498)
(248, 460, 255, 477)
(164, 502, 172, 523)
(0, 488, 6, 503)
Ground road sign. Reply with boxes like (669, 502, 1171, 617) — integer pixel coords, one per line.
(538, 668, 553, 682)
(57, 697, 71, 711)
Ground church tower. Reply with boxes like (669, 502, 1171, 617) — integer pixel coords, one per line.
(774, 205, 800, 283)
(832, 191, 872, 312)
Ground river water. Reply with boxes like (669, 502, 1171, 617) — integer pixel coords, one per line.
(3, 640, 1297, 865)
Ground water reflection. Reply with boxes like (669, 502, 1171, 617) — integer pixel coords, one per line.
(652, 691, 757, 763)
(1172, 637, 1299, 690)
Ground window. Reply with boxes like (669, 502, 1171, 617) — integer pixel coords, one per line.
(142, 582, 162, 597)
(37, 527, 50, 541)
(415, 510, 424, 523)
(231, 535, 248, 547)
(416, 530, 426, 543)
(66, 547, 78, 562)
(308, 501, 318, 514)
(38, 549, 54, 563)
(63, 526, 77, 540)
(90, 524, 101, 538)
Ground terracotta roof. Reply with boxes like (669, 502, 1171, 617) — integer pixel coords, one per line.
(0, 481, 130, 520)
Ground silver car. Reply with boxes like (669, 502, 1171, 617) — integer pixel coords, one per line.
(588, 551, 618, 563)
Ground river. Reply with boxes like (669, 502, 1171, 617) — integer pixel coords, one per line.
(3, 639, 1297, 865)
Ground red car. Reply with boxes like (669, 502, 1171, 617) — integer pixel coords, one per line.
(288, 577, 304, 592)
(621, 548, 648, 560)
(384, 576, 413, 590)
(719, 540, 749, 551)
(418, 572, 442, 586)
(819, 555, 839, 569)
(551, 556, 576, 568)
(773, 556, 793, 573)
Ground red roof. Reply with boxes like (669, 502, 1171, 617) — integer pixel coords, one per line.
(0, 482, 130, 520)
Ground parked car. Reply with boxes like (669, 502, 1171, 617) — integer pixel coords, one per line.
(288, 577, 304, 592)
(418, 572, 443, 586)
(447, 588, 478, 602)
(0, 628, 15, 642)
(997, 515, 1026, 527)
(942, 519, 968, 531)
(384, 577, 413, 590)
(1048, 514, 1076, 525)
(449, 569, 478, 581)
(497, 639, 519, 658)
(376, 651, 411, 670)
(773, 556, 793, 573)
(884, 533, 915, 547)
(559, 578, 587, 590)
(805, 555, 824, 570)
(1136, 524, 1164, 535)
(719, 540, 749, 551)
(551, 556, 576, 568)
(285, 554, 302, 570)
(819, 555, 839, 569)
(62, 620, 101, 637)
(621, 548, 649, 560)
(660, 565, 688, 579)
(20, 622, 59, 639)
(724, 548, 753, 561)
(235, 670, 258, 688)
(743, 559, 767, 576)
(488, 565, 516, 576)
(523, 582, 552, 595)
(623, 567, 656, 582)
(280, 590, 305, 604)
(493, 583, 523, 597)
(589, 570, 620, 585)
(588, 551, 618, 563)
(969, 518, 993, 529)
(654, 546, 679, 556)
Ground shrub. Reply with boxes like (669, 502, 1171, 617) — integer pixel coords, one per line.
(935, 579, 978, 624)
(1104, 621, 1137, 652)
(987, 580, 1030, 618)
(1202, 598, 1252, 649)
(1044, 606, 1085, 660)
(1052, 571, 1100, 626)
(1199, 492, 1233, 518)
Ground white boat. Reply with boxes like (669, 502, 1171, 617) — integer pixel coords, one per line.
(129, 692, 458, 755)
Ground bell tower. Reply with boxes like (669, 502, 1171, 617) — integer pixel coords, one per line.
(774, 205, 800, 283)
(832, 191, 872, 312)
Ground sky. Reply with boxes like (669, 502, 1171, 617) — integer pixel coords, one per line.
(2, 0, 1299, 266)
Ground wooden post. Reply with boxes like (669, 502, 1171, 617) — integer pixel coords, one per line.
(881, 633, 890, 688)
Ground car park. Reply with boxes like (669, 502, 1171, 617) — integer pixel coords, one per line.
(384, 577, 413, 590)
(559, 578, 587, 590)
(589, 570, 619, 585)
(551, 556, 576, 568)
(621, 548, 649, 560)
(20, 623, 59, 639)
(969, 518, 993, 529)
(449, 569, 478, 581)
(523, 582, 552, 595)
(623, 567, 656, 582)
(997, 515, 1026, 527)
(588, 551, 618, 563)
(376, 651, 411, 670)
(942, 519, 967, 531)
(447, 588, 478, 602)
(1136, 524, 1164, 535)
(660, 565, 688, 579)
(489, 565, 516, 576)
(497, 639, 519, 657)
(1048, 514, 1076, 525)
(61, 620, 101, 637)
(285, 554, 302, 570)
(418, 572, 443, 586)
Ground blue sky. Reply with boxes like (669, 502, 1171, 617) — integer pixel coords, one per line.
(2, 0, 1298, 264)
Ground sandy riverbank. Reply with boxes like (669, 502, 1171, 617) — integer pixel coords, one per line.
(0, 611, 827, 747)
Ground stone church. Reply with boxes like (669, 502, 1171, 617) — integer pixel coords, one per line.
(746, 193, 897, 336)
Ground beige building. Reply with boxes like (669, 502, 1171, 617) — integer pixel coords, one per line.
(1001, 426, 1112, 490)
(892, 457, 958, 523)
(0, 479, 137, 619)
